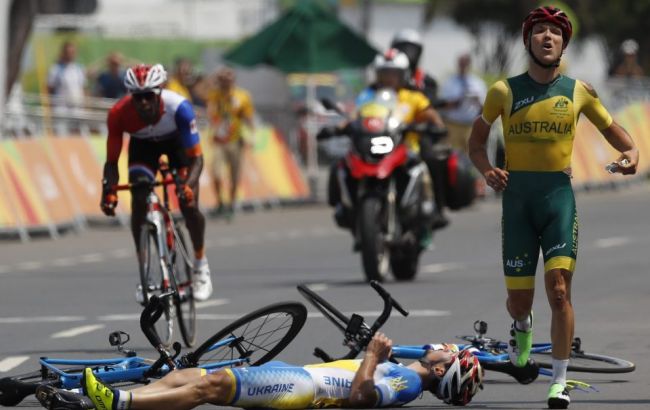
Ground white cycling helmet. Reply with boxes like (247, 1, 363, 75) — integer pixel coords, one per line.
(391, 28, 422, 47)
(374, 48, 410, 72)
(124, 64, 167, 93)
(436, 349, 484, 406)
(621, 39, 639, 55)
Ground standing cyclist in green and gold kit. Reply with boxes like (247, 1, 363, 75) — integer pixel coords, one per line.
(468, 6, 639, 409)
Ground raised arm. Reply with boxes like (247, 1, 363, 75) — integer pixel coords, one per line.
(347, 333, 393, 408)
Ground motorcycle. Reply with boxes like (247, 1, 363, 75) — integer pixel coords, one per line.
(319, 89, 446, 282)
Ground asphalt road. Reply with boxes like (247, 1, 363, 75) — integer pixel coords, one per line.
(1, 183, 649, 409)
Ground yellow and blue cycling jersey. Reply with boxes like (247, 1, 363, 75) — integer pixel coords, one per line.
(207, 359, 422, 409)
(481, 73, 612, 172)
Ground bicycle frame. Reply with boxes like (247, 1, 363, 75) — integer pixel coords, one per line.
(37, 335, 248, 390)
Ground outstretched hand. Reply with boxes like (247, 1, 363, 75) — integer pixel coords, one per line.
(366, 332, 392, 362)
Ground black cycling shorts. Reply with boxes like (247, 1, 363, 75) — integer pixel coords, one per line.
(128, 137, 189, 181)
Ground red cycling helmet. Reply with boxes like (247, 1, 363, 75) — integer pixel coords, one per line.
(436, 348, 484, 406)
(522, 6, 573, 49)
(124, 64, 167, 93)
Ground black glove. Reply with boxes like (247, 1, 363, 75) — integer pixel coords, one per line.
(317, 126, 338, 141)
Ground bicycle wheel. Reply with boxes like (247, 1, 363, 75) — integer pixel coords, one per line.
(138, 224, 174, 347)
(530, 351, 636, 374)
(0, 372, 56, 407)
(297, 284, 350, 333)
(172, 222, 196, 347)
(188, 302, 307, 367)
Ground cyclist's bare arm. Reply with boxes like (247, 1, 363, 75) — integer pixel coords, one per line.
(184, 154, 204, 188)
(469, 116, 508, 191)
(348, 333, 393, 408)
(601, 121, 639, 174)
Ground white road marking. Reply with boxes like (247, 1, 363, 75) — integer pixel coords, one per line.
(195, 299, 230, 310)
(306, 309, 450, 319)
(109, 248, 132, 259)
(98, 313, 141, 321)
(0, 316, 85, 324)
(262, 231, 281, 241)
(239, 235, 261, 244)
(52, 257, 76, 267)
(286, 229, 304, 239)
(215, 238, 238, 247)
(421, 262, 464, 274)
(79, 253, 105, 263)
(308, 227, 334, 236)
(306, 283, 329, 292)
(51, 324, 105, 339)
(0, 356, 30, 372)
(594, 237, 630, 248)
(16, 261, 43, 271)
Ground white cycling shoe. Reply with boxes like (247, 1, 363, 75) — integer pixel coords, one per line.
(135, 284, 146, 306)
(192, 258, 213, 301)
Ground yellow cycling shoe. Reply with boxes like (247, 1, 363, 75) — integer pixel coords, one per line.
(82, 368, 116, 410)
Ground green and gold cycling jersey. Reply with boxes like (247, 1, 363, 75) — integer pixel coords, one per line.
(482, 73, 613, 172)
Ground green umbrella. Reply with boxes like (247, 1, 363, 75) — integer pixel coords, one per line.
(223, 0, 378, 73)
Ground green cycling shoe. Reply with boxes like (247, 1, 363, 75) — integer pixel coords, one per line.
(547, 383, 570, 409)
(508, 312, 533, 368)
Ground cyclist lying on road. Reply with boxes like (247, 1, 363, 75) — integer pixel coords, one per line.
(37, 333, 483, 410)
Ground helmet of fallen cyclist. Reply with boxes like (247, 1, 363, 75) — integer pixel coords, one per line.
(435, 348, 484, 406)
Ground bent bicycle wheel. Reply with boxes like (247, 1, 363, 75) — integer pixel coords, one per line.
(138, 224, 174, 347)
(188, 302, 307, 367)
(172, 223, 196, 348)
(297, 284, 350, 333)
(530, 351, 636, 374)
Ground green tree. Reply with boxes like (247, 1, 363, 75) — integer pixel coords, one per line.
(424, 0, 650, 77)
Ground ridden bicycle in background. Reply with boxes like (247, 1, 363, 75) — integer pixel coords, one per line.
(107, 160, 196, 347)
(0, 293, 307, 408)
(297, 282, 635, 385)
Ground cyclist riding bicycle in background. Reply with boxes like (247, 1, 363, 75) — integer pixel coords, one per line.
(468, 6, 639, 409)
(100, 63, 213, 302)
(42, 333, 483, 409)
(389, 31, 449, 229)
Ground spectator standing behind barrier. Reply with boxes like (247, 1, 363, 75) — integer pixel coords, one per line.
(166, 57, 195, 102)
(94, 52, 127, 99)
(611, 39, 645, 78)
(47, 41, 87, 133)
(440, 54, 487, 152)
(206, 68, 255, 219)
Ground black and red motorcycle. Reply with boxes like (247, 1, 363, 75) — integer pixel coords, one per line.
(319, 90, 446, 282)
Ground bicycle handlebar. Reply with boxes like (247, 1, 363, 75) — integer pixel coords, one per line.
(112, 179, 174, 191)
(306, 281, 409, 362)
(139, 293, 173, 349)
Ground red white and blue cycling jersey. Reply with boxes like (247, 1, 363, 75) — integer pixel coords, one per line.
(106, 89, 202, 164)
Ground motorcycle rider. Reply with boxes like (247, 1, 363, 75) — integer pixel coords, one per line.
(391, 29, 449, 229)
(320, 49, 445, 248)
